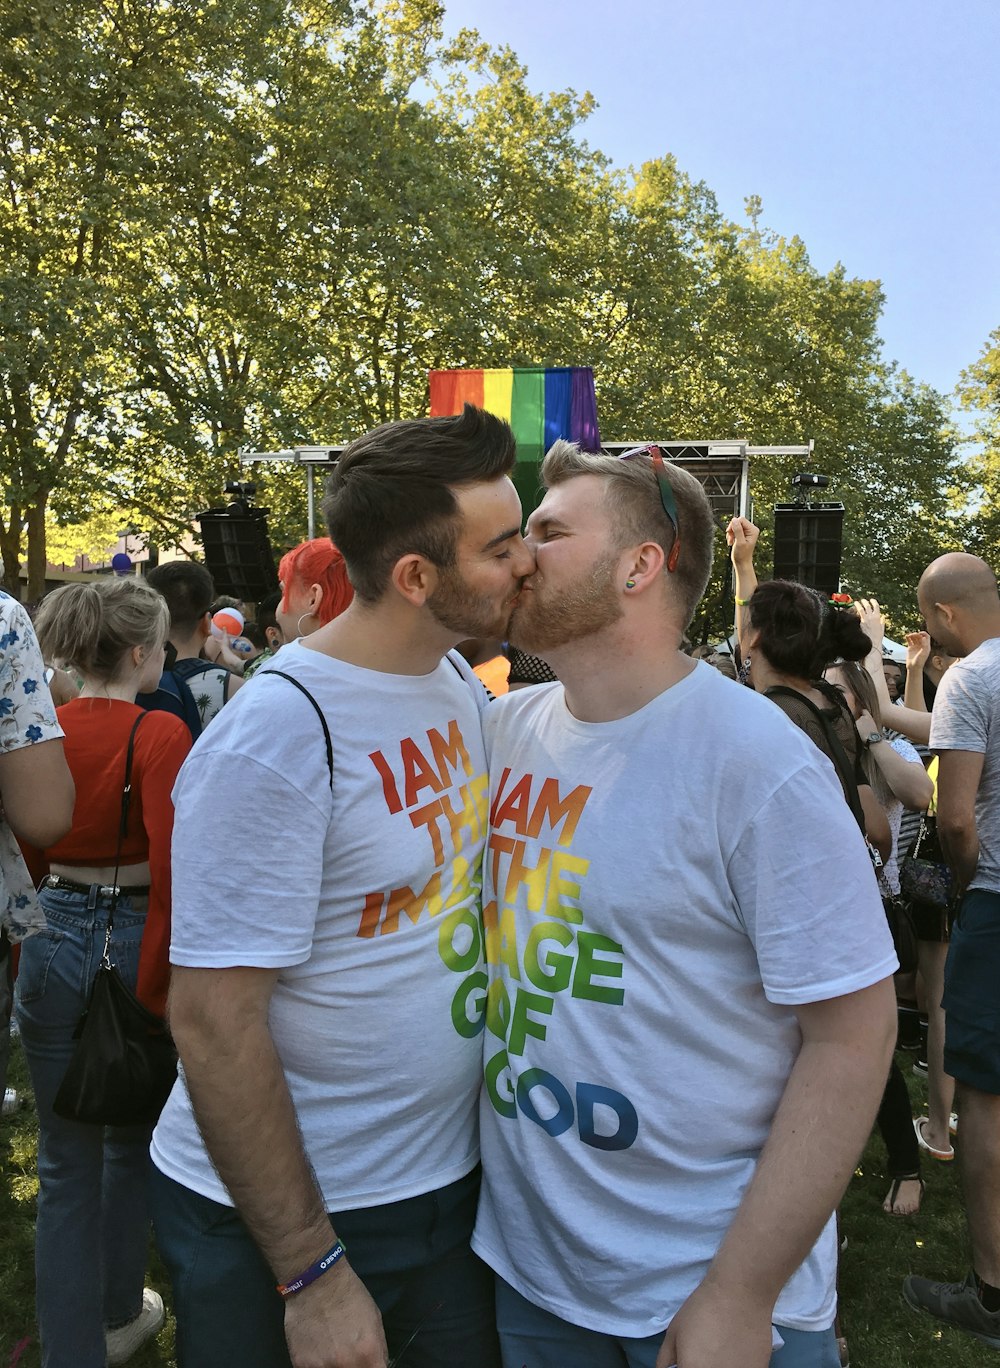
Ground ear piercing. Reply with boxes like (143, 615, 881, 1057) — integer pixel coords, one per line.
(625, 579, 636, 589)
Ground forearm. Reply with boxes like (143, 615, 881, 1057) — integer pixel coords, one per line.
(170, 970, 333, 1280)
(879, 703, 931, 745)
(938, 825, 979, 895)
(705, 980, 896, 1306)
(904, 670, 927, 712)
(732, 563, 757, 659)
(869, 747, 933, 811)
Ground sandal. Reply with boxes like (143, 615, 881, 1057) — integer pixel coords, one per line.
(914, 1115, 955, 1161)
(883, 1173, 924, 1216)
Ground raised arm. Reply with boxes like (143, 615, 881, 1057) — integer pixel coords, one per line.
(903, 633, 931, 712)
(855, 598, 931, 745)
(726, 517, 760, 664)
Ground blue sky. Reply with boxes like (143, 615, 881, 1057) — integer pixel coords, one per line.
(440, 0, 1000, 406)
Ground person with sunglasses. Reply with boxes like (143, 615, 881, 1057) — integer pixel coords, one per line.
(472, 441, 898, 1368)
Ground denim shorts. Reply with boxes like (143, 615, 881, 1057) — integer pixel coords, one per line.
(943, 889, 1000, 1094)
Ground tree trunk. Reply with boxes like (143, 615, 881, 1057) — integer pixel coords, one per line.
(0, 506, 23, 599)
(25, 496, 48, 604)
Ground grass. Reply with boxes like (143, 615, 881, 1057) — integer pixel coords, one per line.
(0, 1042, 990, 1368)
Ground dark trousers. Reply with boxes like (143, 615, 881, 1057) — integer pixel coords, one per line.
(876, 1060, 920, 1178)
(151, 1163, 500, 1368)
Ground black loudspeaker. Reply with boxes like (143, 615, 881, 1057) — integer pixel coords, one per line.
(197, 505, 279, 601)
(772, 502, 845, 598)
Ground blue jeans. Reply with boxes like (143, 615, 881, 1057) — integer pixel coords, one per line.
(495, 1279, 840, 1368)
(151, 1164, 500, 1368)
(15, 885, 154, 1368)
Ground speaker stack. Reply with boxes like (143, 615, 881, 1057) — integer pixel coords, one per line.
(197, 490, 279, 601)
(772, 502, 845, 598)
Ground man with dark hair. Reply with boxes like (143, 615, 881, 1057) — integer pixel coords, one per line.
(242, 589, 283, 678)
(140, 561, 242, 735)
(150, 406, 532, 1368)
(473, 442, 897, 1368)
(904, 552, 1000, 1348)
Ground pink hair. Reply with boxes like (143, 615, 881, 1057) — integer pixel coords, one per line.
(278, 538, 354, 625)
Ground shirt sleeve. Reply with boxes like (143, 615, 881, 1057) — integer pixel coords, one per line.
(0, 598, 62, 752)
(168, 742, 332, 970)
(134, 716, 193, 1016)
(931, 663, 989, 755)
(727, 759, 898, 1005)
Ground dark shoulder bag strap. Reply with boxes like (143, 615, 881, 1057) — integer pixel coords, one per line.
(263, 671, 334, 789)
(765, 686, 866, 831)
(102, 712, 146, 960)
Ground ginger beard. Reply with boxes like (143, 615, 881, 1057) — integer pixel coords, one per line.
(509, 552, 623, 654)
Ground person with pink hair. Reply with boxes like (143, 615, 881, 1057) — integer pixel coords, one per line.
(274, 538, 354, 643)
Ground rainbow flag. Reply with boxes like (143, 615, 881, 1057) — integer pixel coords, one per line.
(428, 367, 601, 464)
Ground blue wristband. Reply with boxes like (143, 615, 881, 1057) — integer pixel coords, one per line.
(276, 1240, 346, 1298)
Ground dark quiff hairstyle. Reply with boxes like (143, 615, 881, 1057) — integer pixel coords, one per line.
(540, 441, 716, 628)
(323, 404, 517, 603)
(749, 580, 871, 679)
(35, 578, 169, 681)
(146, 561, 215, 635)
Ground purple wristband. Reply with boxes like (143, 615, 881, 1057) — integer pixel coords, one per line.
(276, 1240, 346, 1298)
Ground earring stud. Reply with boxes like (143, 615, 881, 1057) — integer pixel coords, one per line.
(625, 578, 636, 589)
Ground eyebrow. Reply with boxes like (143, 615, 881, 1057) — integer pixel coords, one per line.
(480, 525, 524, 553)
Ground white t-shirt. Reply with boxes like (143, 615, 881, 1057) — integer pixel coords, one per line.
(472, 662, 896, 1337)
(152, 643, 490, 1211)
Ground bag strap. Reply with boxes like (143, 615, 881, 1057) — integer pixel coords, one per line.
(101, 711, 146, 962)
(765, 685, 866, 832)
(263, 670, 334, 789)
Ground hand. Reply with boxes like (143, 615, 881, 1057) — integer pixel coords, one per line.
(656, 1279, 774, 1368)
(906, 630, 931, 672)
(855, 709, 877, 739)
(284, 1262, 388, 1368)
(853, 597, 884, 654)
(725, 516, 760, 570)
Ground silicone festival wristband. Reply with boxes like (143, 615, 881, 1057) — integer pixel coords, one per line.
(276, 1241, 347, 1298)
(735, 596, 751, 607)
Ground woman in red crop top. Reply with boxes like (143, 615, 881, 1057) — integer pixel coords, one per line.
(15, 577, 191, 1368)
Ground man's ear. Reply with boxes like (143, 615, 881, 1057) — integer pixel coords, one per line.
(623, 540, 666, 590)
(197, 611, 212, 640)
(391, 554, 437, 608)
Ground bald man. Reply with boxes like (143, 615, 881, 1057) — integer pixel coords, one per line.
(904, 553, 1000, 1348)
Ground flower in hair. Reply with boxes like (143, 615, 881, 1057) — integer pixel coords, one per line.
(829, 592, 853, 606)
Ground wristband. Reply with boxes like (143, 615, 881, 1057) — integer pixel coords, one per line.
(276, 1240, 346, 1298)
(735, 596, 751, 607)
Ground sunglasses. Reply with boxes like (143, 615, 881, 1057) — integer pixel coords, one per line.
(617, 444, 681, 572)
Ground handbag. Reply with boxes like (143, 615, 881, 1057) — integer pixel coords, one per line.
(899, 814, 952, 910)
(52, 713, 178, 1126)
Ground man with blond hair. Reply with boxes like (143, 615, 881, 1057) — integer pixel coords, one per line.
(473, 440, 898, 1368)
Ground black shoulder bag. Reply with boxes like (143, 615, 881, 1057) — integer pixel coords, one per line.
(53, 714, 178, 1126)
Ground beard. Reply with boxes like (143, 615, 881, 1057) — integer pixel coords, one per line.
(509, 553, 623, 654)
(427, 566, 520, 640)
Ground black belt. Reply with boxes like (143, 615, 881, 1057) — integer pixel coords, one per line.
(45, 875, 151, 897)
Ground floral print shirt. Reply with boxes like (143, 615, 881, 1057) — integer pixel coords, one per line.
(0, 591, 63, 941)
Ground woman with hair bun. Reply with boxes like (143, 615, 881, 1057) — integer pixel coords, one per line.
(727, 516, 891, 859)
(16, 577, 191, 1368)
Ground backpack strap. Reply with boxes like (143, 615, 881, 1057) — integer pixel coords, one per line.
(765, 685, 866, 832)
(263, 671, 334, 789)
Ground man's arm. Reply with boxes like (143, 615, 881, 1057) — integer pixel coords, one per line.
(656, 977, 897, 1368)
(935, 749, 984, 895)
(854, 599, 932, 744)
(726, 517, 759, 665)
(168, 966, 387, 1368)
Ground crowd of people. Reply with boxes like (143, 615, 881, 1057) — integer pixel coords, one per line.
(0, 402, 997, 1368)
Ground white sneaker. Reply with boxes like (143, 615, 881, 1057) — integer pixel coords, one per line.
(2, 1087, 19, 1116)
(106, 1288, 165, 1365)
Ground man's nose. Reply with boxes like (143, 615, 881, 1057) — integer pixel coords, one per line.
(513, 537, 536, 577)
